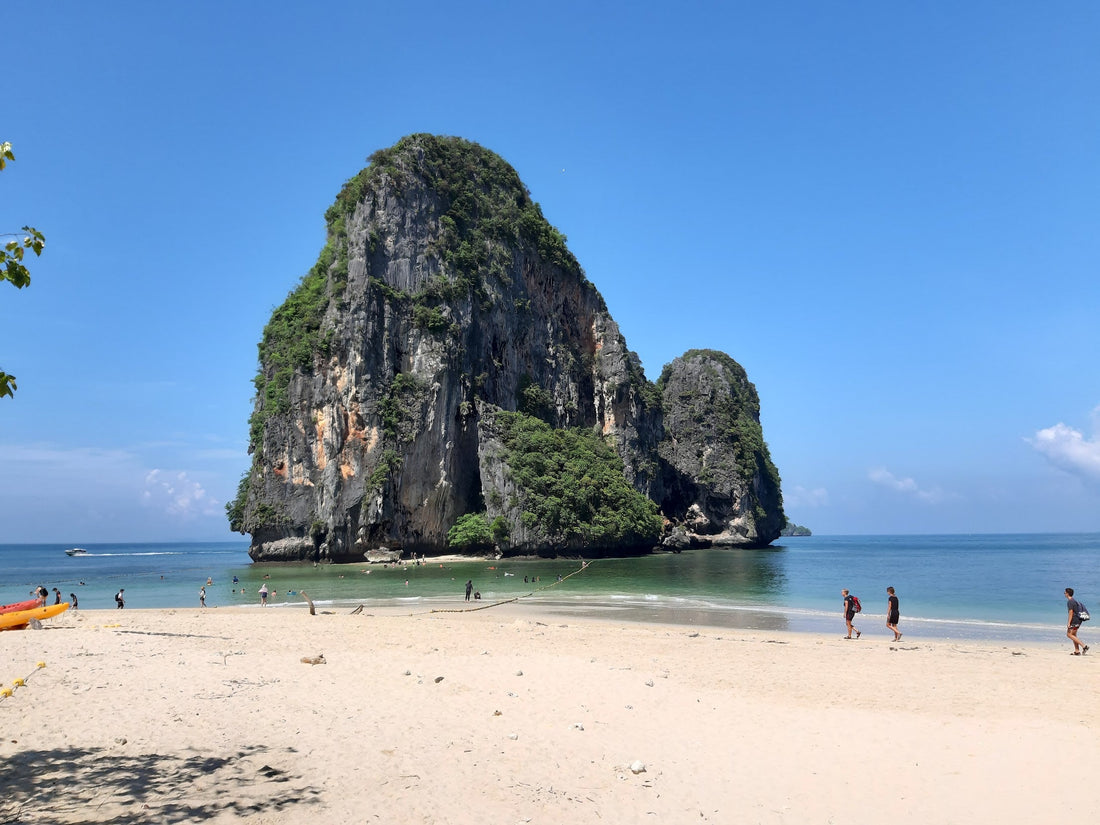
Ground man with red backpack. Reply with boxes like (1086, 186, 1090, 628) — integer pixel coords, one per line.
(842, 589, 861, 639)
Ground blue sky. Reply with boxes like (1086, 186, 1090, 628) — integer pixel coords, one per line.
(2, 1, 1099, 542)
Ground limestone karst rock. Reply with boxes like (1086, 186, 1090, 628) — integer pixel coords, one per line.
(228, 134, 784, 561)
(656, 350, 786, 547)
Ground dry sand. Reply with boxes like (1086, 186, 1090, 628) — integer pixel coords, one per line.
(1, 603, 1097, 824)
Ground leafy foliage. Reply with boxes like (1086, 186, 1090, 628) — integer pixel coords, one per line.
(226, 472, 255, 533)
(447, 513, 493, 550)
(447, 512, 511, 550)
(517, 375, 553, 421)
(1, 142, 45, 399)
(248, 253, 331, 450)
(411, 303, 450, 334)
(367, 134, 588, 298)
(367, 449, 402, 492)
(496, 411, 662, 547)
(379, 373, 426, 442)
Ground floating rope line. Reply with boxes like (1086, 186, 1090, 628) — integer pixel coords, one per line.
(0, 661, 46, 701)
(353, 561, 595, 617)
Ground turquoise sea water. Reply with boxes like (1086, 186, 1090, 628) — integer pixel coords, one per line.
(1, 534, 1097, 642)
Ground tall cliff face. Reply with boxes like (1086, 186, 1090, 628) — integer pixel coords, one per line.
(229, 135, 783, 561)
(656, 350, 786, 547)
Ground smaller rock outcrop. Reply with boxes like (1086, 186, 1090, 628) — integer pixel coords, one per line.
(656, 350, 785, 547)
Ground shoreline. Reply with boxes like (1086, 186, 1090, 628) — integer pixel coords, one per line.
(200, 591, 1074, 646)
(2, 606, 1097, 823)
(5, 535, 1095, 648)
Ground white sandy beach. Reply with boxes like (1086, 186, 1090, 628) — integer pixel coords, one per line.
(1, 603, 1097, 824)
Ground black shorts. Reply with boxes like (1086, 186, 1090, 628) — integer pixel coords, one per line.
(888, 613, 899, 624)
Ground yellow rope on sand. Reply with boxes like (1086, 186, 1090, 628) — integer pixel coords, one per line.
(0, 661, 46, 701)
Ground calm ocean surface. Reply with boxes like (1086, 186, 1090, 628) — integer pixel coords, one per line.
(1, 534, 1097, 643)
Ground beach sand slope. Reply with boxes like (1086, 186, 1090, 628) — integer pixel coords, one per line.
(1, 607, 1097, 824)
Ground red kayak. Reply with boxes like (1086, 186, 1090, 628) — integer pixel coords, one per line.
(0, 599, 43, 615)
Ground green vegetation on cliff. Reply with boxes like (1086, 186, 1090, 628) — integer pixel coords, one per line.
(367, 134, 584, 289)
(447, 513, 510, 551)
(658, 348, 782, 491)
(495, 411, 662, 548)
(245, 134, 593, 456)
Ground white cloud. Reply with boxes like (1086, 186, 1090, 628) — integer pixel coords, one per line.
(786, 485, 830, 508)
(1027, 407, 1100, 483)
(0, 441, 236, 541)
(143, 469, 224, 519)
(868, 467, 943, 503)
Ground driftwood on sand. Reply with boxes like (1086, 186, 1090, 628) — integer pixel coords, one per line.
(299, 591, 316, 615)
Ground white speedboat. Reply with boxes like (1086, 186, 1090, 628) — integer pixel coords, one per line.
(65, 547, 88, 556)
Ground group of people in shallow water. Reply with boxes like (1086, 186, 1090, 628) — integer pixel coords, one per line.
(840, 585, 1090, 654)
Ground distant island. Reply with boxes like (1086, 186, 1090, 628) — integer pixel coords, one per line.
(779, 522, 812, 537)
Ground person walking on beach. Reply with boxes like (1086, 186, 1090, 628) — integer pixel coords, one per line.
(69, 593, 78, 610)
(53, 588, 62, 605)
(199, 586, 206, 608)
(842, 589, 860, 639)
(1065, 588, 1089, 655)
(259, 584, 269, 606)
(465, 580, 473, 601)
(115, 588, 125, 609)
(886, 586, 902, 641)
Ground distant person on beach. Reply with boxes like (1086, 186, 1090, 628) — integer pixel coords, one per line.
(199, 587, 206, 608)
(465, 580, 473, 601)
(115, 589, 125, 609)
(33, 585, 47, 605)
(1065, 588, 1089, 655)
(886, 586, 901, 641)
(259, 584, 269, 606)
(53, 588, 62, 605)
(70, 593, 78, 610)
(474, 590, 481, 600)
(842, 589, 860, 639)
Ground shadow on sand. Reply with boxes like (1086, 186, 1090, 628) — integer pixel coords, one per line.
(0, 744, 322, 824)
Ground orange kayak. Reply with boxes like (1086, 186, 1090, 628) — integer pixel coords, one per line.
(0, 599, 42, 615)
(0, 602, 70, 631)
